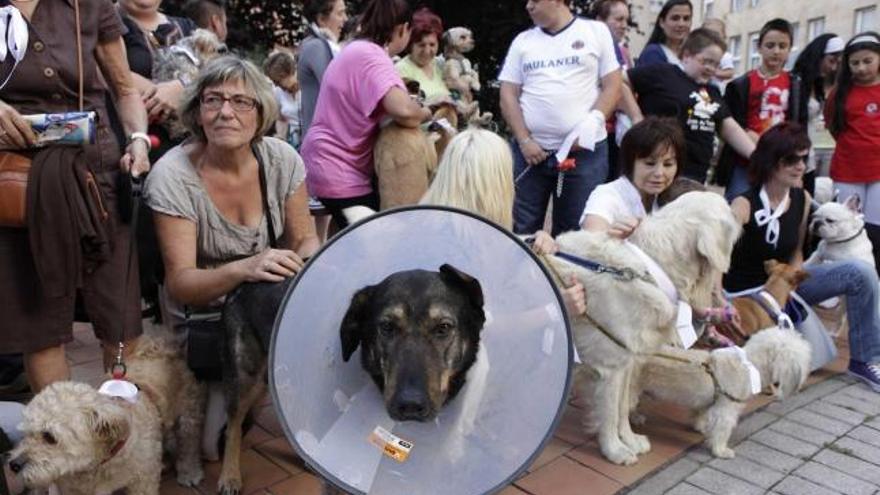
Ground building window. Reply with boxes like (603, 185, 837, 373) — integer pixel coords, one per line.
(728, 35, 742, 73)
(787, 22, 800, 70)
(855, 6, 877, 34)
(749, 0, 759, 6)
(748, 32, 760, 70)
(730, 0, 743, 13)
(807, 17, 825, 41)
(704, 0, 714, 18)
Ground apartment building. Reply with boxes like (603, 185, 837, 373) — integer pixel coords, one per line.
(626, 0, 878, 76)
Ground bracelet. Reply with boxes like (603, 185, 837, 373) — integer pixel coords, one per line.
(128, 132, 152, 151)
(518, 136, 533, 146)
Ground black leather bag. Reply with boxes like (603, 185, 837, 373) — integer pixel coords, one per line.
(183, 314, 224, 381)
(184, 144, 277, 381)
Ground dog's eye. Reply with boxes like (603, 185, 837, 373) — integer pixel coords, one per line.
(378, 321, 396, 338)
(433, 322, 454, 338)
(42, 431, 57, 445)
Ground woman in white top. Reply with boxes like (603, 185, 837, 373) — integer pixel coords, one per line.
(581, 117, 685, 237)
(581, 116, 740, 344)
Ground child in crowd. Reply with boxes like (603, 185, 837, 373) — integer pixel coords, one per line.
(825, 32, 880, 270)
(720, 19, 804, 199)
(701, 18, 734, 87)
(264, 50, 303, 148)
(627, 28, 755, 184)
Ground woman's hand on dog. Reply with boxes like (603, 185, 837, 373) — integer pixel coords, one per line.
(608, 216, 640, 239)
(530, 230, 558, 255)
(240, 249, 304, 282)
(144, 80, 184, 122)
(562, 275, 587, 316)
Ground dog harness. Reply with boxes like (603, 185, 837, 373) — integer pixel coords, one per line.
(745, 290, 796, 331)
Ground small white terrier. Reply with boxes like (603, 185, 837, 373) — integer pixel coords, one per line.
(7, 336, 203, 495)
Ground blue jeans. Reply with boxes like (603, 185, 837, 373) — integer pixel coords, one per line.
(798, 260, 880, 364)
(725, 165, 751, 202)
(512, 140, 608, 237)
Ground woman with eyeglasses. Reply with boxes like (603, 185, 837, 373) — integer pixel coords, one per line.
(144, 56, 320, 457)
(723, 122, 880, 392)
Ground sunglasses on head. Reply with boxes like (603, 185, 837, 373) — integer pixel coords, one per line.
(781, 152, 810, 166)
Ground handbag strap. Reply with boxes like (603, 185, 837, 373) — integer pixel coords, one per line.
(253, 143, 278, 249)
(73, 0, 83, 111)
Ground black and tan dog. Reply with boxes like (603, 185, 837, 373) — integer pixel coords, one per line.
(215, 264, 485, 493)
(216, 278, 292, 495)
(340, 264, 486, 422)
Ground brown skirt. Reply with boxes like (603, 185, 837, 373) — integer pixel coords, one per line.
(0, 157, 142, 354)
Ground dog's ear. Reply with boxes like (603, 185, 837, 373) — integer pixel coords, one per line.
(697, 222, 733, 273)
(87, 404, 130, 453)
(439, 264, 484, 310)
(844, 194, 862, 213)
(764, 259, 781, 275)
(340, 286, 373, 362)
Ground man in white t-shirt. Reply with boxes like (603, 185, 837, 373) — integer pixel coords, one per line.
(499, 0, 622, 236)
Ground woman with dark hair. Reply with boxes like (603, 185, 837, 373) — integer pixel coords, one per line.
(581, 116, 685, 236)
(297, 0, 348, 137)
(793, 33, 844, 179)
(825, 32, 880, 269)
(636, 0, 692, 68)
(724, 122, 880, 392)
(301, 0, 431, 229)
(394, 7, 449, 105)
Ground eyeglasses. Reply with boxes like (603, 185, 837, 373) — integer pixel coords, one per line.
(781, 152, 810, 166)
(200, 93, 259, 112)
(694, 55, 720, 69)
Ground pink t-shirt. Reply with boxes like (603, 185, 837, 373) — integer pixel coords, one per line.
(301, 40, 405, 199)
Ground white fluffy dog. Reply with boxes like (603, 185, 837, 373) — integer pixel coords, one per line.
(551, 191, 742, 465)
(7, 336, 204, 494)
(635, 326, 812, 458)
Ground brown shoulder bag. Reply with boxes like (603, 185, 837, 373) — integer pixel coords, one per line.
(0, 0, 83, 227)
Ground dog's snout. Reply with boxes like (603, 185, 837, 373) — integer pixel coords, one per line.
(8, 454, 29, 473)
(390, 389, 431, 421)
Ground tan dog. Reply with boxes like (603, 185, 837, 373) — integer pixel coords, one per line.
(635, 326, 811, 458)
(731, 260, 809, 339)
(374, 103, 458, 210)
(7, 336, 204, 494)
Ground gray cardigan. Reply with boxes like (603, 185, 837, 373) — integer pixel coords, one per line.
(297, 29, 334, 137)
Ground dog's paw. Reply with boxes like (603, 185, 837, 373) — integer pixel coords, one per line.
(625, 433, 651, 455)
(218, 476, 242, 495)
(601, 443, 639, 466)
(176, 464, 204, 487)
(711, 446, 736, 459)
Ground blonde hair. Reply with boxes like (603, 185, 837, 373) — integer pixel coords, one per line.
(421, 129, 514, 230)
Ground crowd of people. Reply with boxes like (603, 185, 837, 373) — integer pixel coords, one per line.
(1, 0, 880, 487)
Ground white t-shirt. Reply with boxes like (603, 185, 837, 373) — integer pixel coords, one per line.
(498, 17, 620, 150)
(273, 85, 301, 129)
(580, 176, 654, 225)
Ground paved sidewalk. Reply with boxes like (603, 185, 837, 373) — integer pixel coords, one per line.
(60, 322, 876, 495)
(624, 375, 880, 495)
